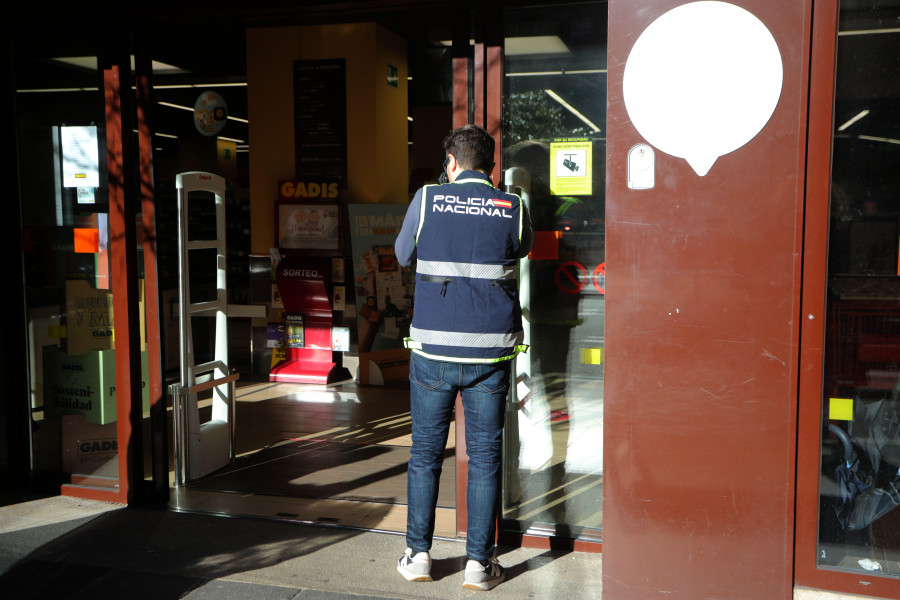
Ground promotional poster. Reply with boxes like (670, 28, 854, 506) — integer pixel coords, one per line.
(347, 204, 414, 382)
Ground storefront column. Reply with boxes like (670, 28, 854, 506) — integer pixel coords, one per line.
(603, 1, 812, 597)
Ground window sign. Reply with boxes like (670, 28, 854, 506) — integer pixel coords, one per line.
(61, 125, 100, 189)
(77, 187, 95, 204)
(550, 137, 593, 195)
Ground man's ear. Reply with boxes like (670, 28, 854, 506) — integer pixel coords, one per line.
(446, 153, 464, 180)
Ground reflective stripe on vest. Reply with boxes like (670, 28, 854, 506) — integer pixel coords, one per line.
(416, 259, 516, 280)
(409, 326, 524, 348)
(404, 338, 529, 364)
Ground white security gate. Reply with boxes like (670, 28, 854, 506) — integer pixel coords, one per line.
(170, 171, 237, 484)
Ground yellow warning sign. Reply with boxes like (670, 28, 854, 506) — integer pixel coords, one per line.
(550, 138, 593, 196)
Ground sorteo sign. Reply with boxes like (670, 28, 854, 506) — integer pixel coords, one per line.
(281, 268, 321, 279)
(279, 180, 340, 200)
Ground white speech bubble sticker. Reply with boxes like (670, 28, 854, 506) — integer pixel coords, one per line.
(623, 1, 783, 176)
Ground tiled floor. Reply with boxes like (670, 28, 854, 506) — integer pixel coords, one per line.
(174, 371, 605, 541)
(175, 379, 457, 537)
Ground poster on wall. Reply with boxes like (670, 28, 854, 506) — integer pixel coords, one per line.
(347, 204, 414, 355)
(294, 59, 348, 186)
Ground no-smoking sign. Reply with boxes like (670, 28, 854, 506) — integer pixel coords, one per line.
(555, 261, 587, 294)
(553, 261, 605, 295)
(593, 262, 605, 294)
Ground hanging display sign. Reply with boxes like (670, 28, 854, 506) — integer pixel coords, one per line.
(194, 90, 228, 136)
(60, 125, 100, 189)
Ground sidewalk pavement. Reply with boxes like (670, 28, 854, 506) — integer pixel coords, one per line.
(0, 492, 602, 599)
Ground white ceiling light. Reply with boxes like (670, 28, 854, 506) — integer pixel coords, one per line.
(544, 89, 602, 132)
(838, 27, 900, 36)
(837, 109, 869, 132)
(51, 56, 187, 74)
(857, 135, 900, 145)
(439, 35, 571, 57)
(505, 36, 571, 57)
(507, 69, 606, 77)
(159, 101, 247, 124)
(158, 101, 194, 112)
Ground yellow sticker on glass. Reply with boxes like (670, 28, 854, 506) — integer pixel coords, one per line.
(829, 397, 854, 421)
(580, 347, 603, 365)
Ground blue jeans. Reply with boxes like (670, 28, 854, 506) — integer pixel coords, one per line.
(406, 352, 510, 562)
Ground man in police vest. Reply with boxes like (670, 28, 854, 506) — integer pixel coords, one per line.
(394, 124, 533, 591)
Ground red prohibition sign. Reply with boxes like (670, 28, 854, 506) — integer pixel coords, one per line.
(555, 261, 587, 294)
(593, 262, 606, 295)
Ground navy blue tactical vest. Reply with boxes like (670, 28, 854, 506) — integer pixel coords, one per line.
(406, 171, 527, 362)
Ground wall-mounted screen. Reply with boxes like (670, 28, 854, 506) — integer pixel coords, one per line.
(276, 202, 342, 255)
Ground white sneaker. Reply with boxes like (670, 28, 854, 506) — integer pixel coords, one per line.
(397, 548, 432, 582)
(463, 557, 505, 590)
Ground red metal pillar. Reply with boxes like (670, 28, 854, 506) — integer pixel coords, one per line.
(603, 1, 812, 597)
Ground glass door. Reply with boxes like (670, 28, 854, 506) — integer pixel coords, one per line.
(14, 39, 123, 494)
(13, 32, 161, 503)
(501, 2, 607, 542)
(815, 0, 900, 583)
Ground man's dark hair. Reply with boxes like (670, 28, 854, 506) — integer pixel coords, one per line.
(443, 124, 495, 172)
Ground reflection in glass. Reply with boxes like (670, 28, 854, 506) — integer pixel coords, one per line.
(818, 0, 900, 578)
(15, 42, 121, 490)
(502, 2, 607, 540)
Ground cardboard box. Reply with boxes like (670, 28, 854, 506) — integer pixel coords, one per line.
(358, 347, 410, 385)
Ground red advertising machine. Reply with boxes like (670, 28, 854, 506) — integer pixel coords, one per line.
(269, 185, 350, 384)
